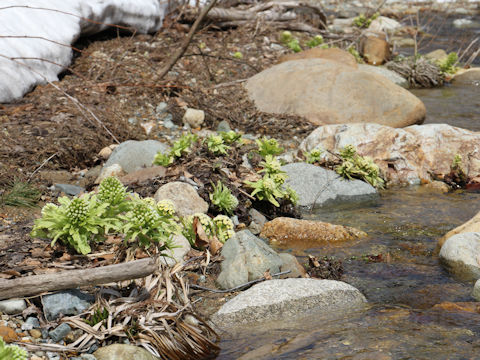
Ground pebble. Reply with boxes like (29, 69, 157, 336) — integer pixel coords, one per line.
(54, 183, 85, 196)
(47, 351, 61, 360)
(0, 299, 27, 314)
(182, 108, 205, 128)
(29, 329, 43, 339)
(156, 102, 168, 114)
(216, 120, 232, 133)
(48, 323, 72, 342)
(22, 316, 40, 330)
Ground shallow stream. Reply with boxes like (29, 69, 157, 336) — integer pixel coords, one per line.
(217, 78, 480, 359)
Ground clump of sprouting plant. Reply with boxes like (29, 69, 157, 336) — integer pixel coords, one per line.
(233, 51, 243, 59)
(153, 133, 198, 167)
(206, 134, 230, 155)
(437, 52, 458, 75)
(348, 45, 364, 63)
(245, 155, 297, 207)
(304, 147, 323, 164)
(219, 130, 242, 145)
(280, 31, 301, 52)
(209, 180, 238, 215)
(335, 145, 385, 189)
(352, 12, 379, 28)
(306, 35, 324, 48)
(256, 136, 284, 158)
(0, 180, 39, 208)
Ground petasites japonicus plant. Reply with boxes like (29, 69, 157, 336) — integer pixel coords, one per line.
(31, 192, 119, 255)
(0, 336, 28, 360)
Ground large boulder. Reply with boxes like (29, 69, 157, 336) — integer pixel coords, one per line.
(278, 47, 358, 68)
(216, 230, 303, 290)
(104, 140, 168, 174)
(452, 68, 480, 85)
(211, 278, 366, 327)
(301, 123, 480, 186)
(245, 58, 426, 127)
(154, 181, 208, 218)
(439, 232, 480, 281)
(94, 344, 158, 360)
(439, 211, 480, 248)
(260, 217, 367, 248)
(358, 64, 408, 88)
(282, 163, 377, 208)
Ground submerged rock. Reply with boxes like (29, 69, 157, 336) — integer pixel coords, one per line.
(282, 163, 377, 208)
(104, 140, 168, 174)
(94, 344, 158, 360)
(245, 58, 426, 127)
(212, 278, 366, 327)
(439, 232, 480, 281)
(301, 123, 480, 186)
(260, 217, 367, 248)
(154, 181, 208, 217)
(439, 211, 480, 248)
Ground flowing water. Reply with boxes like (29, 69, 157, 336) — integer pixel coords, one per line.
(216, 81, 480, 359)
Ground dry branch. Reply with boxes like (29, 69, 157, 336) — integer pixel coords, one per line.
(0, 258, 160, 300)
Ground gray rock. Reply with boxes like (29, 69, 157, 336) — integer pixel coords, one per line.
(154, 181, 208, 217)
(22, 316, 40, 330)
(47, 352, 61, 360)
(49, 323, 72, 342)
(439, 232, 480, 281)
(0, 299, 26, 314)
(216, 230, 284, 290)
(248, 208, 267, 235)
(472, 279, 480, 301)
(104, 140, 168, 174)
(212, 278, 366, 327)
(69, 354, 97, 360)
(278, 253, 306, 278)
(216, 120, 232, 133)
(358, 64, 408, 88)
(159, 234, 191, 266)
(54, 183, 84, 196)
(155, 102, 168, 114)
(282, 163, 377, 208)
(42, 289, 94, 321)
(94, 344, 158, 360)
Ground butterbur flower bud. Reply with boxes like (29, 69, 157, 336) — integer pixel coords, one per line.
(66, 197, 89, 223)
(157, 199, 175, 216)
(98, 176, 127, 204)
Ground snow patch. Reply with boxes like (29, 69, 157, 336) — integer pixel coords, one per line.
(0, 0, 173, 103)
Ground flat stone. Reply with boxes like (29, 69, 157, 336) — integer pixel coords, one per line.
(94, 344, 158, 360)
(49, 323, 71, 342)
(22, 316, 40, 330)
(0, 299, 26, 315)
(260, 217, 367, 248)
(212, 278, 366, 327)
(154, 181, 208, 218)
(42, 289, 94, 321)
(119, 166, 166, 185)
(439, 232, 480, 281)
(104, 140, 168, 174)
(282, 163, 377, 208)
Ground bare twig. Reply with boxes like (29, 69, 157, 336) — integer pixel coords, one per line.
(28, 153, 58, 182)
(158, 0, 219, 80)
(190, 270, 291, 293)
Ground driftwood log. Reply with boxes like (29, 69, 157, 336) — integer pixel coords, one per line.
(183, 0, 327, 31)
(0, 258, 159, 300)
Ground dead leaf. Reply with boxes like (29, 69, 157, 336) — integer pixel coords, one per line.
(263, 270, 272, 280)
(194, 217, 210, 250)
(0, 270, 21, 278)
(31, 248, 52, 258)
(209, 236, 223, 256)
(58, 253, 72, 262)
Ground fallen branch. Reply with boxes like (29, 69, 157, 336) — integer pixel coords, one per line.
(158, 0, 219, 80)
(0, 258, 160, 300)
(190, 270, 291, 293)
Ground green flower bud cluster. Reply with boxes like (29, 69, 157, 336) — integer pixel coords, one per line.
(304, 147, 323, 164)
(157, 199, 176, 216)
(256, 137, 284, 158)
(206, 135, 230, 155)
(66, 197, 89, 223)
(130, 201, 160, 228)
(213, 215, 235, 243)
(98, 176, 127, 205)
(0, 333, 28, 360)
